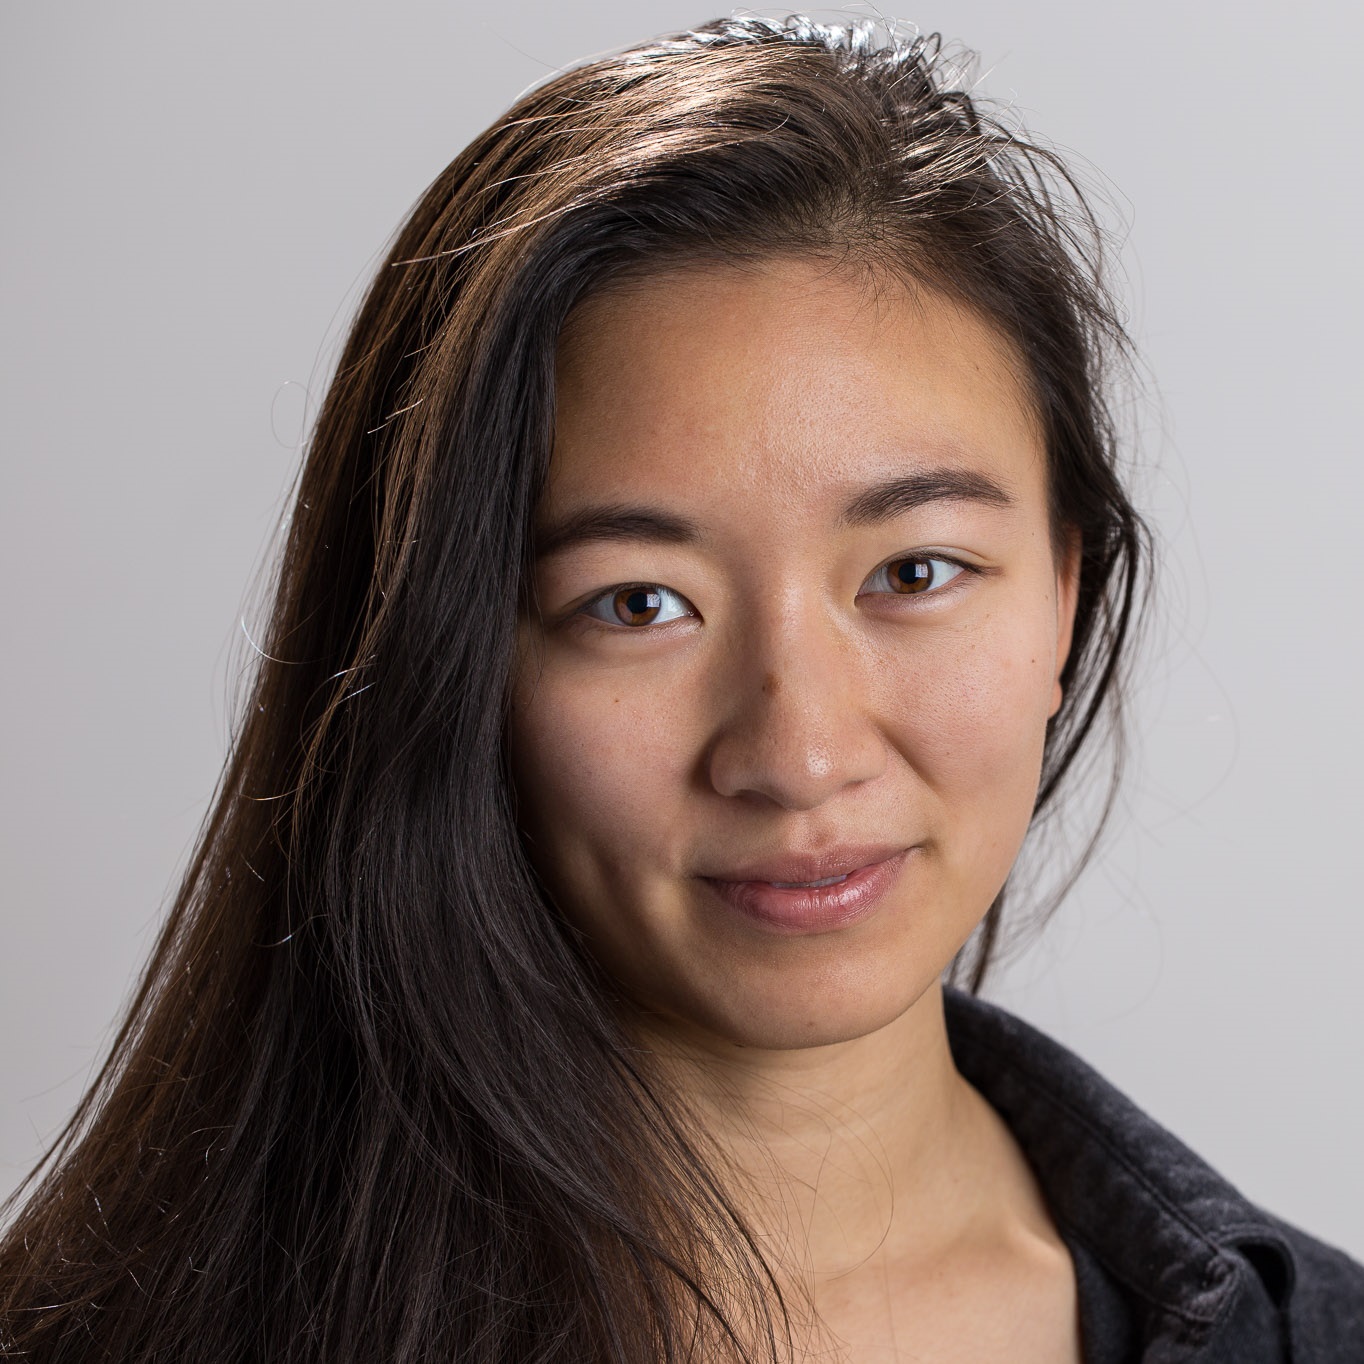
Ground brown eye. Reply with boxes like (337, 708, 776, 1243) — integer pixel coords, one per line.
(614, 587, 662, 624)
(579, 583, 693, 629)
(890, 558, 931, 594)
(863, 555, 966, 598)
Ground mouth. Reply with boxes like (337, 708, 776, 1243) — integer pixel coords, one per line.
(700, 842, 909, 886)
(700, 847, 912, 935)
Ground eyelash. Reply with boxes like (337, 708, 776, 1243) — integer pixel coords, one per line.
(572, 554, 978, 632)
(859, 554, 972, 600)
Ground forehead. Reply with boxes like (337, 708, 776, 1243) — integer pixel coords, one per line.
(547, 257, 1047, 524)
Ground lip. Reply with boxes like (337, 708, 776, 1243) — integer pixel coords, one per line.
(700, 842, 909, 885)
(699, 846, 912, 935)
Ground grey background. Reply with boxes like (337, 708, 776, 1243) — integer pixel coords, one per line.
(3, 1, 1361, 1260)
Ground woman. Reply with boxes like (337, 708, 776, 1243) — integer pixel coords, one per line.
(1, 14, 1359, 1362)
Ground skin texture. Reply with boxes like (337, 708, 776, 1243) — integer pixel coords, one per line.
(508, 257, 1083, 1361)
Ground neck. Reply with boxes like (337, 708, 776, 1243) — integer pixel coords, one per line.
(636, 979, 1015, 1283)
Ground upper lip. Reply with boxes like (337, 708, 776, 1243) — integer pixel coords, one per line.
(700, 843, 909, 884)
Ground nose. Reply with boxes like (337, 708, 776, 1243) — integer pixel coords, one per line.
(703, 605, 887, 810)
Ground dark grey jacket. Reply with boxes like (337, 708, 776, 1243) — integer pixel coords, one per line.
(944, 988, 1364, 1362)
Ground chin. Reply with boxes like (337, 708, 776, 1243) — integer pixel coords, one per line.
(651, 955, 946, 1053)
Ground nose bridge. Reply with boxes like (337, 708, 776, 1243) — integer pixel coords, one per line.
(705, 588, 885, 808)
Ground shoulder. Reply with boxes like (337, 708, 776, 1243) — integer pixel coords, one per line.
(942, 987, 1364, 1361)
(1257, 1211, 1364, 1360)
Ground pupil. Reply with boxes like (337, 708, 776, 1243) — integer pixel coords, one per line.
(895, 559, 929, 593)
(617, 588, 661, 623)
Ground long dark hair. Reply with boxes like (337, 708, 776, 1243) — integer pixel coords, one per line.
(1, 16, 1151, 1361)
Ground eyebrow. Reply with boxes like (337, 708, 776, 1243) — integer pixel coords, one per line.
(533, 506, 700, 560)
(531, 466, 1017, 560)
(841, 468, 1016, 526)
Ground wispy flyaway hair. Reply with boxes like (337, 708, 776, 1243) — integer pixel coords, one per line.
(1, 16, 1151, 1362)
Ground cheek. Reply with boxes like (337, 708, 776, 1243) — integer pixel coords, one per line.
(872, 610, 1055, 854)
(506, 660, 690, 896)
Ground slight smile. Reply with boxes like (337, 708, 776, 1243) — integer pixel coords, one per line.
(700, 847, 913, 935)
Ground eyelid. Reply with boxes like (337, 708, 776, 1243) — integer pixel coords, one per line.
(858, 552, 978, 598)
(575, 581, 696, 630)
(561, 551, 977, 633)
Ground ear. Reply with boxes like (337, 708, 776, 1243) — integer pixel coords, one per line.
(1049, 527, 1082, 720)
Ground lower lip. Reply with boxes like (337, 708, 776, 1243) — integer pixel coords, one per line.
(702, 850, 911, 935)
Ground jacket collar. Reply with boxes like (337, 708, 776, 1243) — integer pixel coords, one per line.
(942, 987, 1296, 1346)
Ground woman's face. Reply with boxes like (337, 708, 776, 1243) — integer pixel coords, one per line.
(507, 257, 1079, 1051)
